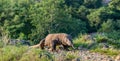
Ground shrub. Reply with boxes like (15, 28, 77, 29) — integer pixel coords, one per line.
(0, 41, 4, 48)
(0, 46, 28, 61)
(20, 48, 53, 61)
(106, 31, 120, 40)
(73, 34, 94, 48)
(65, 53, 76, 60)
(0, 45, 54, 61)
(94, 33, 109, 43)
(91, 48, 120, 56)
(65, 51, 79, 60)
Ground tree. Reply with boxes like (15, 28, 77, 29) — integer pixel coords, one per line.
(108, 0, 120, 19)
(64, 0, 84, 8)
(87, 7, 111, 31)
(83, 0, 102, 8)
(115, 20, 120, 30)
(0, 0, 34, 40)
(29, 0, 87, 43)
(108, 0, 120, 10)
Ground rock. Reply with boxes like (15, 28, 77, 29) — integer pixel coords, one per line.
(115, 55, 120, 61)
(85, 56, 91, 60)
(8, 39, 30, 46)
(109, 59, 113, 61)
(78, 46, 83, 50)
(102, 0, 111, 5)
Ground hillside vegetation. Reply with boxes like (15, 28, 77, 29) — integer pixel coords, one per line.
(0, 0, 120, 42)
(0, 0, 120, 61)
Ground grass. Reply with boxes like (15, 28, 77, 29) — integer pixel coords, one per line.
(0, 45, 28, 61)
(73, 34, 94, 48)
(91, 48, 120, 56)
(73, 35, 88, 49)
(65, 51, 79, 60)
(73, 33, 120, 56)
(0, 32, 120, 61)
(0, 45, 79, 61)
(19, 48, 53, 61)
(0, 41, 4, 48)
(0, 45, 54, 61)
(94, 34, 109, 43)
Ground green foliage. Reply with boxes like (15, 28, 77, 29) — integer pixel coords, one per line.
(91, 48, 120, 56)
(106, 31, 120, 40)
(1, 0, 120, 60)
(73, 34, 93, 48)
(108, 0, 120, 19)
(0, 0, 33, 40)
(0, 45, 80, 61)
(87, 7, 110, 27)
(18, 32, 26, 40)
(93, 32, 120, 49)
(0, 46, 28, 61)
(94, 33, 109, 43)
(0, 45, 53, 61)
(0, 0, 120, 44)
(29, 0, 87, 42)
(0, 41, 4, 48)
(108, 0, 120, 10)
(65, 52, 79, 60)
(74, 33, 120, 56)
(115, 20, 120, 30)
(99, 19, 115, 32)
(64, 0, 83, 7)
(20, 48, 53, 61)
(83, 0, 102, 8)
(77, 6, 89, 21)
(0, 0, 88, 43)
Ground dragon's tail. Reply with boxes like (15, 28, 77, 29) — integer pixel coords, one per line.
(30, 39, 45, 49)
(39, 38, 45, 49)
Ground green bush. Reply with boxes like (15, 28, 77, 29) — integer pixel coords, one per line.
(73, 33, 120, 50)
(20, 48, 53, 61)
(73, 34, 93, 48)
(0, 41, 4, 48)
(106, 31, 120, 40)
(65, 51, 79, 60)
(0, 45, 54, 61)
(0, 46, 28, 61)
(91, 48, 120, 56)
(94, 33, 109, 43)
